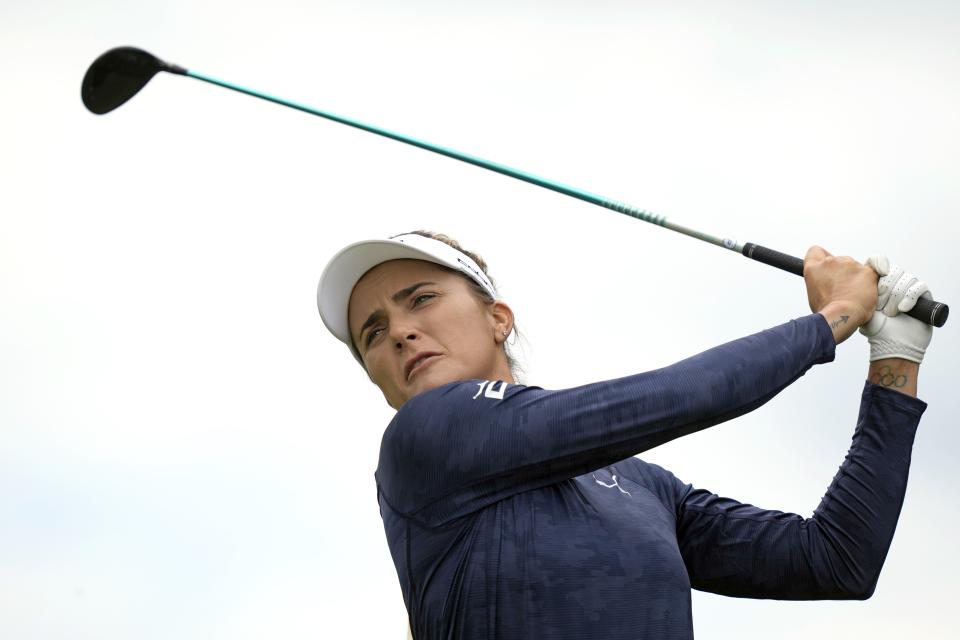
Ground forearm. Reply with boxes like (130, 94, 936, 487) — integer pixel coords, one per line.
(681, 382, 926, 599)
(868, 358, 919, 397)
(802, 383, 925, 597)
(477, 314, 838, 476)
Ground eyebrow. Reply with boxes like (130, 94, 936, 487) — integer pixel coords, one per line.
(356, 281, 436, 345)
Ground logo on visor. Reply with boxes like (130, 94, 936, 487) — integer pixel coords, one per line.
(457, 258, 492, 290)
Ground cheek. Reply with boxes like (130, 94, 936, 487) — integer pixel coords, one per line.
(441, 305, 494, 355)
(363, 352, 395, 388)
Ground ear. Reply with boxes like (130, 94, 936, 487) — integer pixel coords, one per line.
(489, 300, 515, 343)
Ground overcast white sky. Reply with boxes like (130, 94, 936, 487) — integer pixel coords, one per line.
(2, 1, 958, 638)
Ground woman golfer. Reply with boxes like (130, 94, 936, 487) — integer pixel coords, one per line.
(317, 231, 931, 640)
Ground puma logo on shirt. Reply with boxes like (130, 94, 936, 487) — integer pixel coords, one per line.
(593, 472, 632, 496)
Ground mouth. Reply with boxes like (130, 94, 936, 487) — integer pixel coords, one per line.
(406, 353, 441, 381)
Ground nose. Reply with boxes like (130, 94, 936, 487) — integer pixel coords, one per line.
(394, 332, 417, 349)
(389, 317, 419, 349)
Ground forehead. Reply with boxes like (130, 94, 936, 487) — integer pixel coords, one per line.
(347, 259, 451, 320)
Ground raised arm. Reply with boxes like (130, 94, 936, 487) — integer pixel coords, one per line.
(674, 257, 932, 598)
(675, 381, 925, 599)
(376, 248, 882, 526)
(378, 313, 837, 525)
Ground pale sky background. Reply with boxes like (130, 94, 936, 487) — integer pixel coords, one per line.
(2, 1, 958, 638)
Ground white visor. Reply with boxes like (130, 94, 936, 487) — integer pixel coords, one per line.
(317, 233, 498, 362)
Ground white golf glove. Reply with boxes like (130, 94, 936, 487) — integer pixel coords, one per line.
(859, 255, 933, 363)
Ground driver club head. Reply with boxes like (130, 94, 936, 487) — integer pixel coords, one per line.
(81, 46, 185, 114)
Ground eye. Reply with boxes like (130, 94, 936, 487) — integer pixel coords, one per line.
(365, 326, 385, 347)
(412, 293, 435, 307)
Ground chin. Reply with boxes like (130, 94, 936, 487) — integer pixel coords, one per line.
(406, 363, 460, 397)
(408, 373, 446, 397)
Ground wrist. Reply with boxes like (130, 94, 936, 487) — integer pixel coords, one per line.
(817, 301, 867, 344)
(867, 358, 919, 397)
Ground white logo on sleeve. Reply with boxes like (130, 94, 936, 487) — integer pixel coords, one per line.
(593, 473, 631, 497)
(472, 380, 509, 400)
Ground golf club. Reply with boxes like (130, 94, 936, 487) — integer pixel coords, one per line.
(81, 46, 949, 327)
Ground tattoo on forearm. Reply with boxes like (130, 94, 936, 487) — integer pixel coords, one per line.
(830, 315, 850, 329)
(871, 365, 908, 388)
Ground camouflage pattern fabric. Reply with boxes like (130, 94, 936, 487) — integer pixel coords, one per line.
(376, 314, 926, 639)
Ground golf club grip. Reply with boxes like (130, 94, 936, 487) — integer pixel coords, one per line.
(742, 242, 805, 276)
(742, 243, 949, 328)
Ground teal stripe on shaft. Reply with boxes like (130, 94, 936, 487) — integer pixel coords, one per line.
(185, 70, 741, 252)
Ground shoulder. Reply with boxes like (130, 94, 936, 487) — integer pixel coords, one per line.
(379, 379, 531, 465)
(615, 457, 692, 512)
(375, 379, 535, 512)
(391, 379, 528, 427)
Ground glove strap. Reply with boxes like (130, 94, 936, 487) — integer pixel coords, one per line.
(869, 337, 925, 363)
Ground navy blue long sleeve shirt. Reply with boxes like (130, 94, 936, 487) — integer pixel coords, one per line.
(374, 314, 927, 639)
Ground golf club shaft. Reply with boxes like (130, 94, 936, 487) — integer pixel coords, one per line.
(183, 69, 946, 327)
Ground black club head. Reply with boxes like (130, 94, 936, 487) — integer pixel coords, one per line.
(81, 47, 184, 114)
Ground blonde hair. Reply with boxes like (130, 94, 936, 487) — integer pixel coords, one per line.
(390, 230, 524, 382)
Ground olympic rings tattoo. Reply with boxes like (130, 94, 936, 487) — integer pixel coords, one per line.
(874, 365, 908, 388)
